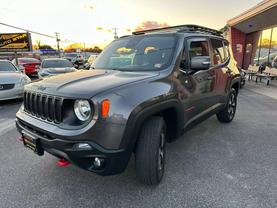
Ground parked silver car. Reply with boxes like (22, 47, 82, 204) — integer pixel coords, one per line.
(0, 60, 31, 101)
(38, 58, 77, 79)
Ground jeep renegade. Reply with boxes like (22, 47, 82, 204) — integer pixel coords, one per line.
(16, 25, 241, 185)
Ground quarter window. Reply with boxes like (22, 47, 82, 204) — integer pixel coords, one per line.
(211, 39, 225, 65)
(224, 41, 230, 61)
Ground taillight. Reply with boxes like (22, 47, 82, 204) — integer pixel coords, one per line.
(101, 99, 110, 118)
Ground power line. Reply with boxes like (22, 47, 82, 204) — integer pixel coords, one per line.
(0, 22, 56, 39)
(0, 22, 77, 43)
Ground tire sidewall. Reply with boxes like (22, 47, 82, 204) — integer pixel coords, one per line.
(227, 88, 237, 121)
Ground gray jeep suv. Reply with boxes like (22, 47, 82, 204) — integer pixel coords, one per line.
(16, 25, 241, 185)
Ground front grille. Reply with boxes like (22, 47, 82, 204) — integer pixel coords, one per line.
(0, 84, 15, 90)
(23, 91, 64, 123)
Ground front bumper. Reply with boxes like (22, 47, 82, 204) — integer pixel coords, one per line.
(0, 87, 24, 101)
(16, 118, 131, 176)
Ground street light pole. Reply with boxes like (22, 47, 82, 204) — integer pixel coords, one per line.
(112, 28, 118, 39)
(55, 32, 61, 57)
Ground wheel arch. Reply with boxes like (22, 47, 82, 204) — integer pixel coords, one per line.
(120, 99, 183, 152)
(231, 77, 240, 94)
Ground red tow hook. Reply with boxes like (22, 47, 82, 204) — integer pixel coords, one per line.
(57, 158, 71, 167)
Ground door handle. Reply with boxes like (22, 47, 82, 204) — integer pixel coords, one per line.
(207, 75, 215, 80)
(202, 61, 211, 65)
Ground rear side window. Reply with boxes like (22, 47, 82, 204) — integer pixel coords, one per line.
(223, 41, 230, 61)
(211, 39, 225, 65)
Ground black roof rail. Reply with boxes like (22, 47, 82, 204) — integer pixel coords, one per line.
(119, 35, 131, 39)
(132, 24, 223, 37)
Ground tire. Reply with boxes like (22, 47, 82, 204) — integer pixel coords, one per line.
(135, 116, 166, 185)
(217, 88, 237, 123)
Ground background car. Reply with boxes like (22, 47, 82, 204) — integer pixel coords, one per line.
(254, 52, 277, 67)
(272, 55, 277, 68)
(12, 58, 41, 76)
(38, 58, 77, 79)
(63, 53, 84, 68)
(85, 54, 99, 69)
(0, 60, 31, 101)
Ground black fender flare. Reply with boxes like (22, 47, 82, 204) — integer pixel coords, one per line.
(230, 76, 241, 90)
(119, 98, 183, 151)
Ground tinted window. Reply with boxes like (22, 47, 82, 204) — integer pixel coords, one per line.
(0, 62, 17, 72)
(211, 39, 225, 65)
(93, 35, 177, 71)
(223, 41, 230, 61)
(42, 59, 73, 68)
(189, 41, 209, 58)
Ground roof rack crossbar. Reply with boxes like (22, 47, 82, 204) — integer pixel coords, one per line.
(132, 24, 223, 36)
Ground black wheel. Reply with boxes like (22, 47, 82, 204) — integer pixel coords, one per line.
(135, 116, 166, 185)
(217, 88, 237, 123)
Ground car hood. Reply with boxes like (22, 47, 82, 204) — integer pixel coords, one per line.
(26, 69, 159, 98)
(42, 67, 76, 73)
(0, 72, 23, 84)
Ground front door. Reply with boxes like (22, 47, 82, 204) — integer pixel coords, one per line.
(176, 37, 216, 126)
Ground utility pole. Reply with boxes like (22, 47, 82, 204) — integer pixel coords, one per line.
(112, 28, 118, 39)
(55, 32, 61, 57)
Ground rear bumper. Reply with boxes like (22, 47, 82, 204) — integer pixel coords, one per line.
(25, 69, 37, 75)
(16, 118, 131, 176)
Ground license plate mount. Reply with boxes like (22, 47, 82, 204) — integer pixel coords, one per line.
(22, 132, 44, 156)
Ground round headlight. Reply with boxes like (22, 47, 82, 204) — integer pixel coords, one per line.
(74, 100, 91, 121)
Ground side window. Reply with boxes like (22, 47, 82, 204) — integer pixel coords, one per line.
(189, 41, 209, 58)
(223, 41, 230, 60)
(211, 39, 225, 65)
(180, 39, 210, 70)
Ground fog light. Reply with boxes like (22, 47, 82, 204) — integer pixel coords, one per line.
(74, 143, 92, 150)
(94, 157, 102, 168)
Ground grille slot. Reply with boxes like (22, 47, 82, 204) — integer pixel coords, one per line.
(23, 91, 64, 123)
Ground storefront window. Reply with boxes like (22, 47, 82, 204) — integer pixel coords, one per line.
(269, 27, 277, 68)
(253, 27, 277, 67)
(258, 28, 272, 66)
(254, 35, 262, 65)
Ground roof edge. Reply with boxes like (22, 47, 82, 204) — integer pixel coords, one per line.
(227, 0, 277, 26)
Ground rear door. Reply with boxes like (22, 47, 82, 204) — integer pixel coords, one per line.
(210, 38, 232, 104)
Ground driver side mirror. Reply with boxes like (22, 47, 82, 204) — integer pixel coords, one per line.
(190, 56, 211, 70)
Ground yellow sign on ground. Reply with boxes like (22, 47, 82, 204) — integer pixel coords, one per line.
(0, 33, 32, 52)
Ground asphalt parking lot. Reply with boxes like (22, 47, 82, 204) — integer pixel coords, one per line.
(1, 84, 277, 208)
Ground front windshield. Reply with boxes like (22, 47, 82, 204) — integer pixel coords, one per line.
(0, 62, 17, 72)
(42, 59, 73, 68)
(65, 53, 78, 57)
(92, 34, 177, 71)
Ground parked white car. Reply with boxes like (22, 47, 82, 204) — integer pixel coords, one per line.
(0, 60, 31, 101)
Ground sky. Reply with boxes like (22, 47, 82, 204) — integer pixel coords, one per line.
(0, 0, 262, 48)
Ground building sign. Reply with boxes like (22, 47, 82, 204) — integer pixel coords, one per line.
(0, 33, 32, 52)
